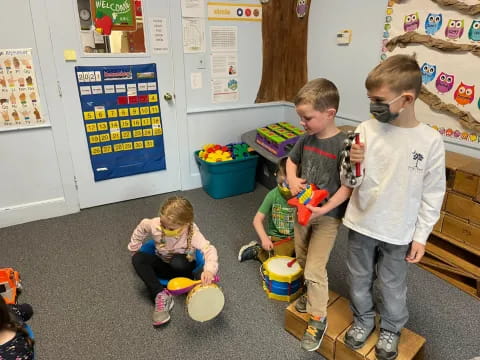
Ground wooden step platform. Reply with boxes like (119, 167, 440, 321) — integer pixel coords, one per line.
(285, 292, 425, 360)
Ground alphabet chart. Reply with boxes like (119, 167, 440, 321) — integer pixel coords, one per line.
(0, 48, 45, 129)
(75, 64, 166, 181)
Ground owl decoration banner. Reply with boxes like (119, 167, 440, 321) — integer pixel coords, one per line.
(381, 0, 480, 147)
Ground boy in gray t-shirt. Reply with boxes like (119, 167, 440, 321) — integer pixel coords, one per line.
(287, 78, 358, 352)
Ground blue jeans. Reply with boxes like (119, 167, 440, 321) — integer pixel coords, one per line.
(347, 229, 410, 334)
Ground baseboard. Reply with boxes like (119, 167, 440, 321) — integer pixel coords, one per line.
(0, 197, 78, 228)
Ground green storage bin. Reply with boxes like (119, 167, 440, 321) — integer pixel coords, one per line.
(195, 151, 259, 199)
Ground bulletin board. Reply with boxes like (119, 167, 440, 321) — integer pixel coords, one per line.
(90, 0, 136, 32)
(75, 63, 166, 181)
(382, 0, 480, 147)
(184, 1, 263, 111)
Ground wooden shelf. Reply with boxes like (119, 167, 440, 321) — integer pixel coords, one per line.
(419, 263, 480, 300)
(420, 254, 473, 278)
(432, 230, 480, 257)
(419, 151, 480, 301)
(426, 235, 480, 278)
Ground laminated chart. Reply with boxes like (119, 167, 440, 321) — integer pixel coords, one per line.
(0, 48, 45, 129)
(75, 64, 166, 181)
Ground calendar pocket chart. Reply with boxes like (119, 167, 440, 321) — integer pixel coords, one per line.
(75, 64, 166, 181)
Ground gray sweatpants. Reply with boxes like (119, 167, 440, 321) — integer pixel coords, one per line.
(346, 229, 410, 334)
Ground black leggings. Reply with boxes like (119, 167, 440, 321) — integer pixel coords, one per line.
(132, 252, 196, 299)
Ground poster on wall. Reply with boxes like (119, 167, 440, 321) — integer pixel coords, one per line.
(0, 48, 46, 130)
(90, 0, 136, 33)
(381, 0, 480, 147)
(207, 2, 262, 22)
(75, 63, 166, 181)
(182, 18, 206, 53)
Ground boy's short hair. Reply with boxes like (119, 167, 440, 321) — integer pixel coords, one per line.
(294, 78, 340, 112)
(366, 54, 422, 98)
(275, 157, 288, 183)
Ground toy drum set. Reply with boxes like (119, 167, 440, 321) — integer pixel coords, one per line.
(167, 276, 225, 322)
(262, 256, 303, 302)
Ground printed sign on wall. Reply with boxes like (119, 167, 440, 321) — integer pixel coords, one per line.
(208, 2, 262, 21)
(0, 48, 45, 129)
(75, 63, 166, 181)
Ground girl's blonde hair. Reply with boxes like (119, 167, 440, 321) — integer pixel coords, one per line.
(159, 196, 196, 261)
(159, 196, 194, 225)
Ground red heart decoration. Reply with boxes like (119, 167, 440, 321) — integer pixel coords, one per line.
(95, 15, 113, 35)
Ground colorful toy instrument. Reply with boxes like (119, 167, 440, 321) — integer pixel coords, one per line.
(167, 275, 220, 296)
(340, 131, 362, 186)
(0, 268, 21, 304)
(186, 283, 225, 322)
(262, 256, 303, 302)
(256, 122, 305, 157)
(287, 184, 329, 226)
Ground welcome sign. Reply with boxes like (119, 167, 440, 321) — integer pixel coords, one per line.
(90, 0, 136, 31)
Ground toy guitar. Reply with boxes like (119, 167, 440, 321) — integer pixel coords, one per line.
(340, 131, 361, 186)
(287, 184, 329, 226)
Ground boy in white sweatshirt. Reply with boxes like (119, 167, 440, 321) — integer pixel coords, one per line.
(341, 55, 445, 360)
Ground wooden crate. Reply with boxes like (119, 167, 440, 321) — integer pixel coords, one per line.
(433, 212, 444, 233)
(445, 191, 480, 225)
(335, 327, 425, 360)
(285, 290, 348, 359)
(445, 151, 474, 189)
(442, 214, 480, 251)
(419, 256, 480, 299)
(285, 293, 426, 360)
(446, 151, 480, 198)
(453, 171, 479, 199)
(422, 234, 480, 300)
(416, 151, 480, 301)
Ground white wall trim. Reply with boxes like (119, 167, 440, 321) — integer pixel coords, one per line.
(0, 197, 75, 228)
(187, 101, 292, 114)
(0, 124, 52, 133)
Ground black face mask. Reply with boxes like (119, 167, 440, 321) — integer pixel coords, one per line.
(369, 95, 403, 123)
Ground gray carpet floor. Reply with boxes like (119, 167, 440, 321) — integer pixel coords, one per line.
(1, 186, 479, 360)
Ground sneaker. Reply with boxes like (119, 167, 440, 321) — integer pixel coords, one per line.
(295, 293, 307, 313)
(301, 317, 328, 352)
(238, 241, 261, 262)
(153, 289, 174, 327)
(375, 328, 400, 360)
(344, 324, 375, 349)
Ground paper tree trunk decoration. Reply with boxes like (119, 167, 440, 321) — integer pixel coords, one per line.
(255, 0, 311, 103)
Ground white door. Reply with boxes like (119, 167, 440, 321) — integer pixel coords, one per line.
(45, 0, 181, 208)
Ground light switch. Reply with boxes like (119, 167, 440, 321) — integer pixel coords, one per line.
(336, 30, 352, 45)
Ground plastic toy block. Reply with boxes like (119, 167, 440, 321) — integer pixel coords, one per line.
(255, 122, 304, 157)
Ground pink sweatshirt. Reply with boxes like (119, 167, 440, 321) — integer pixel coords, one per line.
(127, 218, 219, 275)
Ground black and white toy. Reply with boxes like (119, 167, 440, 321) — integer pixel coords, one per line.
(340, 131, 361, 186)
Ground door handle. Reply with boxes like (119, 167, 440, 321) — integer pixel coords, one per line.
(163, 92, 174, 101)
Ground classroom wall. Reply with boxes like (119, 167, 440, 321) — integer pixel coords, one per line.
(0, 1, 78, 228)
(183, 103, 287, 190)
(3, 0, 479, 228)
(305, 0, 480, 158)
(180, 6, 286, 189)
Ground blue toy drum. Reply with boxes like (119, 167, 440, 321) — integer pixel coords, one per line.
(262, 256, 303, 301)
